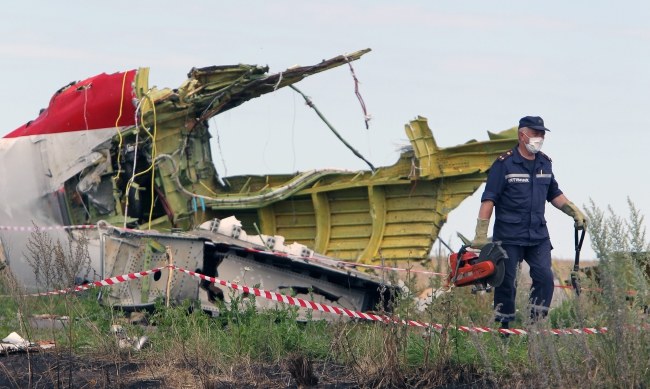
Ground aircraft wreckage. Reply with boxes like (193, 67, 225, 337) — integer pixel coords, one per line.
(0, 49, 517, 315)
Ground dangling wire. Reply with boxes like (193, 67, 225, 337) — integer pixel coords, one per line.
(146, 93, 158, 229)
(211, 117, 228, 178)
(289, 84, 375, 172)
(122, 97, 144, 227)
(113, 71, 129, 183)
(273, 71, 283, 91)
(81, 83, 92, 158)
(82, 84, 90, 131)
(122, 100, 141, 228)
(122, 92, 158, 230)
(344, 56, 371, 130)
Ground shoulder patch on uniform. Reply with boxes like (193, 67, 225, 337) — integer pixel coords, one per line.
(539, 151, 552, 162)
(497, 150, 513, 161)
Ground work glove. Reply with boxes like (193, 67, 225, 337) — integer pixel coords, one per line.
(470, 218, 490, 249)
(560, 201, 587, 230)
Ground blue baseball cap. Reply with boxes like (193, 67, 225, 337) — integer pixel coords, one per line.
(518, 116, 550, 132)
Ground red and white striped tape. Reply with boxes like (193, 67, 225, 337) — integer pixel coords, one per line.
(30, 267, 166, 296)
(19, 261, 619, 336)
(169, 265, 610, 336)
(0, 224, 97, 232)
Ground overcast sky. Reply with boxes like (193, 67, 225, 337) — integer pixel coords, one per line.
(2, 1, 649, 260)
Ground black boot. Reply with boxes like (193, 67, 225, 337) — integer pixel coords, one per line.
(499, 321, 510, 338)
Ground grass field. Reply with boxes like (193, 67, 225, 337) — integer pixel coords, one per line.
(0, 200, 648, 388)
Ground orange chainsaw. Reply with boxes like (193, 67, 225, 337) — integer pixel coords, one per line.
(448, 242, 507, 291)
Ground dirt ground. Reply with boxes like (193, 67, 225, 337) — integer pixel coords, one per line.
(0, 349, 494, 389)
(0, 350, 160, 389)
(0, 350, 361, 389)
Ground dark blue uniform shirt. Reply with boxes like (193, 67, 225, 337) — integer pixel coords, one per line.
(481, 147, 563, 245)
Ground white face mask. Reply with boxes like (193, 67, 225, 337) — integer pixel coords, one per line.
(523, 132, 544, 154)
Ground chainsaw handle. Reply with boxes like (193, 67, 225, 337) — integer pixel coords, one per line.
(571, 228, 586, 296)
(450, 245, 470, 285)
(574, 228, 586, 268)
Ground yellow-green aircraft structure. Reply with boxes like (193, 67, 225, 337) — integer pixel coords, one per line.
(0, 49, 516, 314)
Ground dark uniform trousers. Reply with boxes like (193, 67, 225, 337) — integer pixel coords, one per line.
(495, 240, 554, 323)
(482, 147, 563, 324)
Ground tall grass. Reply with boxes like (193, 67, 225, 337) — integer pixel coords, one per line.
(1, 199, 649, 388)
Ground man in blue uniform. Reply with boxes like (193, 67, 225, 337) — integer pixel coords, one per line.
(471, 116, 587, 328)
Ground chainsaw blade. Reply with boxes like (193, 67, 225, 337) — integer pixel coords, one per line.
(485, 258, 505, 287)
(477, 242, 507, 287)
